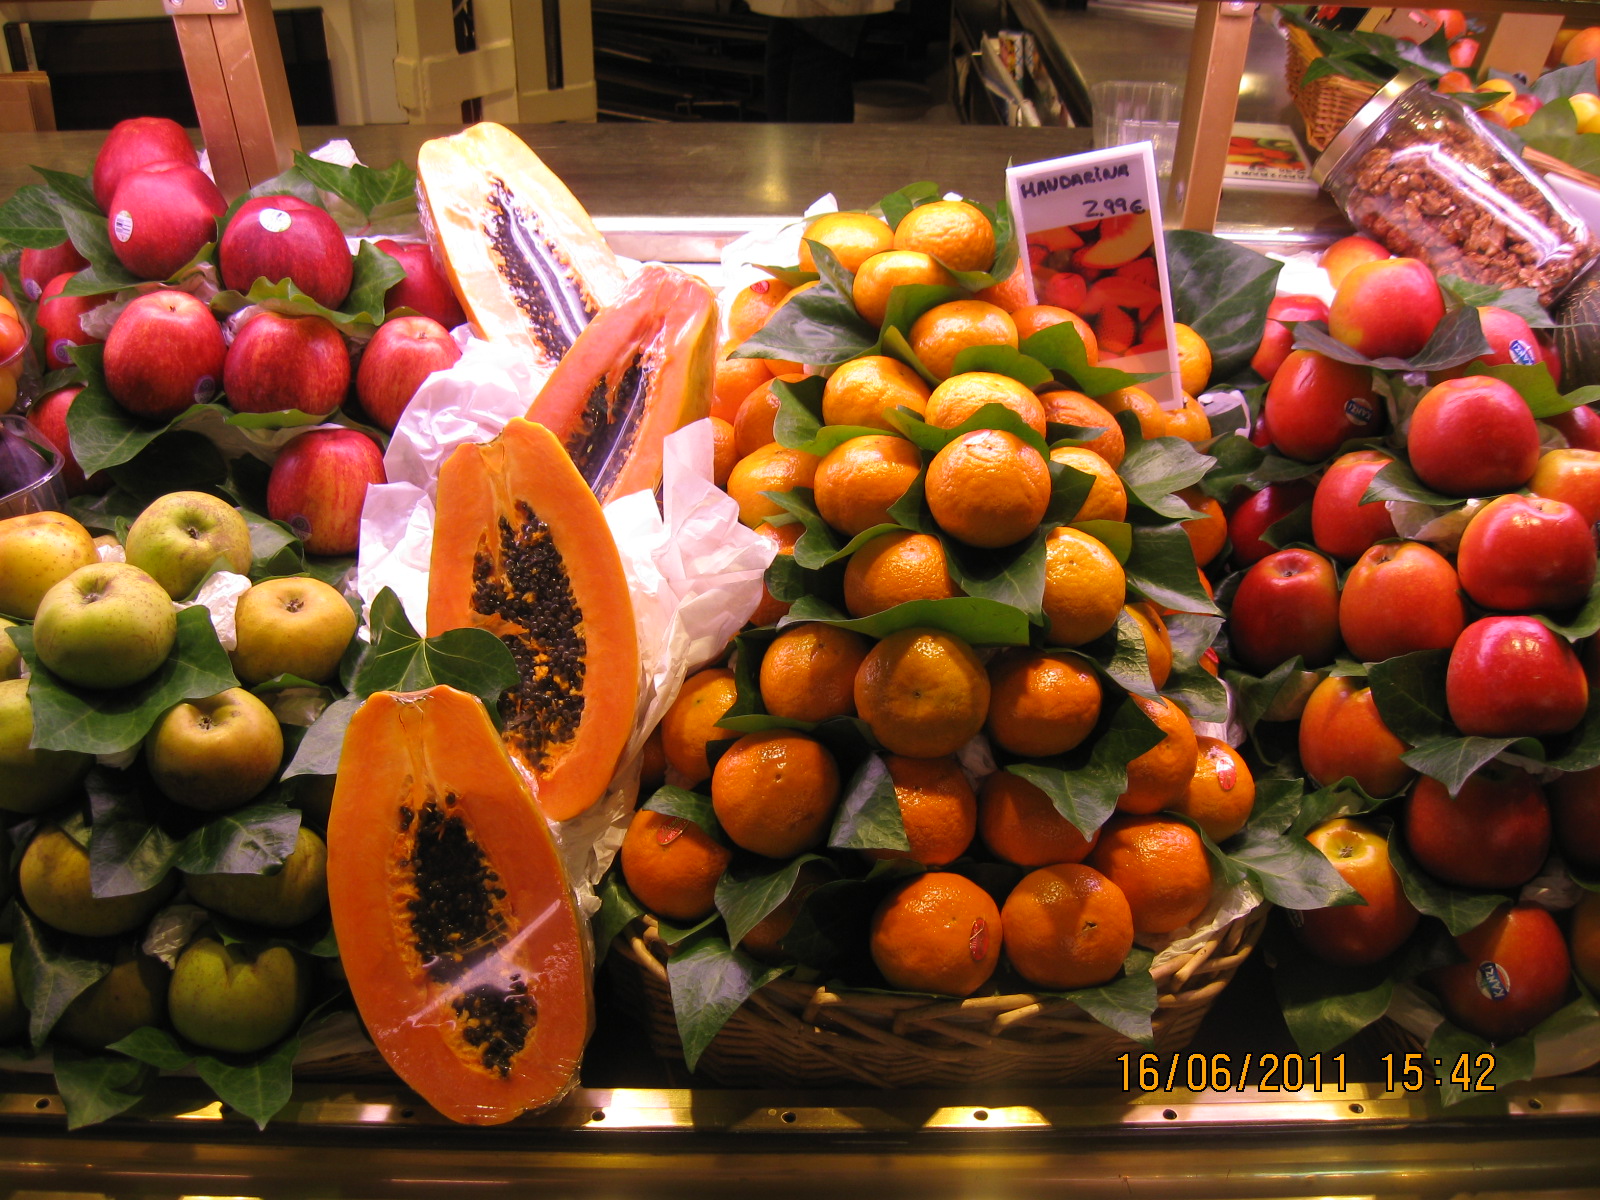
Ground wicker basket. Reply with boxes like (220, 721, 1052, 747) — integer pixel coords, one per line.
(610, 904, 1270, 1088)
(1285, 23, 1381, 151)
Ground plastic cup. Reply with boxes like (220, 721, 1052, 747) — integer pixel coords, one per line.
(0, 413, 67, 519)
(1092, 81, 1182, 177)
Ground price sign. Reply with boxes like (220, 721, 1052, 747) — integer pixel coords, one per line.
(1006, 143, 1182, 406)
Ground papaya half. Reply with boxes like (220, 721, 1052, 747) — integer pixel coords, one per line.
(427, 418, 639, 821)
(417, 122, 627, 371)
(526, 263, 718, 504)
(327, 684, 592, 1125)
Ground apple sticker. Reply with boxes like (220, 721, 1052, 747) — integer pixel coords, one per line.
(194, 376, 217, 404)
(258, 208, 293, 234)
(113, 210, 134, 242)
(50, 338, 73, 364)
(22, 279, 40, 300)
(1476, 960, 1512, 1002)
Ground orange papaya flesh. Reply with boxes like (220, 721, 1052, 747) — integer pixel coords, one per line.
(417, 122, 627, 371)
(525, 263, 717, 504)
(427, 418, 639, 821)
(327, 685, 592, 1125)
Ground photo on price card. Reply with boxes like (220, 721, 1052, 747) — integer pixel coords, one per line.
(1007, 144, 1182, 406)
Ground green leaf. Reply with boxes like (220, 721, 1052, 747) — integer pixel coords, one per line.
(782, 862, 920, 976)
(1359, 457, 1463, 509)
(1116, 424, 1216, 520)
(940, 525, 1049, 614)
(52, 1048, 152, 1130)
(1022, 321, 1158, 396)
(343, 240, 408, 325)
(1249, 776, 1306, 837)
(11, 909, 109, 1050)
(291, 152, 418, 222)
(172, 800, 302, 876)
(193, 1029, 301, 1130)
(778, 594, 1031, 645)
(1532, 572, 1600, 641)
(281, 693, 359, 778)
(735, 241, 875, 366)
(1202, 434, 1321, 500)
(592, 868, 646, 967)
(828, 755, 910, 851)
(108, 1025, 194, 1072)
(221, 269, 387, 338)
(1529, 60, 1600, 103)
(12, 608, 239, 756)
(86, 767, 180, 898)
(1075, 519, 1132, 563)
(949, 344, 1054, 388)
(643, 786, 726, 843)
(64, 345, 211, 476)
(873, 182, 942, 230)
(1403, 734, 1531, 798)
(1162, 664, 1229, 724)
(349, 588, 519, 709)
(771, 376, 836, 454)
(1229, 656, 1323, 734)
(245, 513, 305, 581)
(1082, 607, 1158, 699)
(1164, 230, 1283, 381)
(1124, 522, 1219, 615)
(1546, 691, 1600, 772)
(665, 929, 787, 1072)
(889, 398, 1050, 457)
(1474, 362, 1581, 418)
(1259, 497, 1316, 552)
(1167, 613, 1224, 673)
(1008, 693, 1166, 838)
(1294, 310, 1491, 373)
(34, 166, 100, 215)
(1055, 947, 1159, 1047)
(1266, 918, 1394, 1054)
(1367, 648, 1452, 744)
(0, 183, 68, 249)
(1229, 825, 1359, 910)
(224, 407, 330, 431)
(715, 853, 832, 950)
(1437, 276, 1554, 329)
(1426, 1018, 1534, 1107)
(1387, 830, 1507, 936)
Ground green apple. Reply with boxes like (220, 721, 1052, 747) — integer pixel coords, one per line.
(0, 677, 91, 814)
(184, 826, 327, 928)
(146, 687, 283, 811)
(19, 824, 175, 937)
(0, 944, 25, 1042)
(54, 944, 168, 1049)
(33, 562, 177, 689)
(124, 490, 252, 600)
(169, 937, 307, 1054)
(0, 510, 98, 619)
(0, 617, 20, 680)
(230, 576, 356, 685)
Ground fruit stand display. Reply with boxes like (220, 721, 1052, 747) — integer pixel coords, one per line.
(0, 17, 1598, 1152)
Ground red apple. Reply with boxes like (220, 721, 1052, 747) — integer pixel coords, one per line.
(19, 240, 87, 302)
(1407, 375, 1539, 496)
(1262, 349, 1384, 463)
(1339, 540, 1466, 663)
(1299, 675, 1415, 797)
(1449, 36, 1480, 67)
(1432, 306, 1545, 384)
(1429, 8, 1468, 41)
(1430, 904, 1570, 1041)
(1456, 493, 1597, 612)
(37, 272, 111, 370)
(1551, 766, 1600, 871)
(1447, 615, 1589, 737)
(223, 311, 349, 417)
(355, 315, 461, 431)
(1296, 817, 1420, 965)
(25, 386, 107, 496)
(1227, 480, 1315, 567)
(1250, 294, 1328, 383)
(1551, 404, 1600, 451)
(1405, 766, 1551, 889)
(373, 239, 466, 330)
(1529, 448, 1600, 524)
(106, 160, 226, 282)
(91, 116, 197, 212)
(1228, 547, 1341, 674)
(1310, 449, 1397, 561)
(102, 289, 226, 421)
(1319, 236, 1389, 289)
(267, 428, 385, 556)
(220, 196, 353, 310)
(1328, 258, 1445, 361)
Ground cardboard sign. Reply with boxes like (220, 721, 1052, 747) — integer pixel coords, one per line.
(1006, 144, 1182, 406)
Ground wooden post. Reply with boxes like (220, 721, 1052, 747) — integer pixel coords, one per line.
(1168, 1, 1256, 233)
(167, 0, 302, 198)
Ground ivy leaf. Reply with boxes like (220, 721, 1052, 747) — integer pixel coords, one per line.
(1265, 918, 1393, 1054)
(828, 755, 910, 852)
(11, 609, 238, 755)
(11, 910, 109, 1050)
(64, 345, 215, 476)
(1426, 1018, 1535, 1108)
(33, 166, 101, 215)
(735, 241, 875, 366)
(1228, 825, 1359, 910)
(86, 767, 180, 898)
(592, 868, 646, 967)
(108, 1025, 194, 1072)
(1533, 572, 1600, 641)
(665, 929, 787, 1072)
(1055, 947, 1159, 1047)
(1367, 648, 1452, 744)
(1437, 276, 1553, 330)
(1022, 320, 1159, 396)
(0, 183, 68, 249)
(782, 859, 920, 976)
(1081, 607, 1158, 699)
(872, 181, 941, 230)
(349, 588, 518, 708)
(192, 1023, 304, 1130)
(941, 525, 1049, 615)
(1546, 691, 1600, 772)
(1359, 458, 1465, 509)
(1164, 229, 1282, 381)
(1293, 311, 1491, 373)
(1228, 656, 1324, 734)
(1388, 830, 1507, 936)
(1202, 434, 1321, 500)
(1400, 735, 1520, 797)
(1116, 423, 1216, 519)
(715, 853, 832, 950)
(343, 240, 408, 326)
(643, 786, 726, 844)
(245, 514, 305, 581)
(1529, 60, 1600, 103)
(171, 800, 302, 876)
(1124, 522, 1219, 615)
(778, 594, 1031, 645)
(291, 152, 418, 222)
(1008, 693, 1166, 838)
(949, 344, 1054, 388)
(52, 1048, 152, 1130)
(1162, 664, 1229, 724)
(281, 693, 360, 778)
(1167, 613, 1224, 673)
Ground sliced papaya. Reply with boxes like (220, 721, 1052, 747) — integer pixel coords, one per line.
(417, 122, 627, 371)
(328, 685, 591, 1125)
(525, 263, 718, 503)
(427, 417, 639, 821)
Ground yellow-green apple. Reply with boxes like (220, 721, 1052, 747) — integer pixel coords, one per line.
(1550, 766, 1600, 872)
(1407, 375, 1539, 496)
(33, 562, 177, 689)
(0, 510, 98, 619)
(145, 687, 284, 811)
(168, 937, 308, 1054)
(1310, 449, 1397, 561)
(223, 311, 350, 417)
(106, 160, 226, 282)
(1295, 817, 1419, 964)
(1262, 349, 1383, 462)
(53, 944, 168, 1049)
(0, 944, 24, 1042)
(1298, 674, 1415, 797)
(1529, 448, 1600, 524)
(102, 289, 226, 421)
(1456, 493, 1597, 612)
(219, 195, 352, 309)
(36, 273, 110, 370)
(19, 824, 174, 937)
(1227, 547, 1341, 674)
(18, 239, 87, 302)
(183, 825, 327, 928)
(266, 428, 385, 557)
(91, 116, 197, 211)
(373, 239, 466, 330)
(1250, 294, 1329, 383)
(0, 617, 18, 679)
(356, 314, 461, 431)
(1339, 540, 1466, 662)
(1319, 235, 1389, 289)
(1549, 404, 1600, 451)
(1447, 615, 1588, 737)
(1227, 479, 1315, 567)
(0, 677, 91, 814)
(1405, 766, 1550, 888)
(230, 575, 357, 685)
(26, 385, 106, 495)
(1327, 257, 1445, 360)
(1430, 903, 1570, 1041)
(124, 490, 253, 600)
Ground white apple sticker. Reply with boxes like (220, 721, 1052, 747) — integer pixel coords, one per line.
(113, 211, 134, 242)
(258, 208, 292, 234)
(22, 279, 40, 300)
(194, 376, 217, 403)
(50, 338, 73, 365)
(1475, 960, 1512, 1002)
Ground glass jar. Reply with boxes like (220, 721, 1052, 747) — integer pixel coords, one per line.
(1313, 70, 1598, 307)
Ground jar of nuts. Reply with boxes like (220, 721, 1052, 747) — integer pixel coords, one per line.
(1312, 69, 1598, 307)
